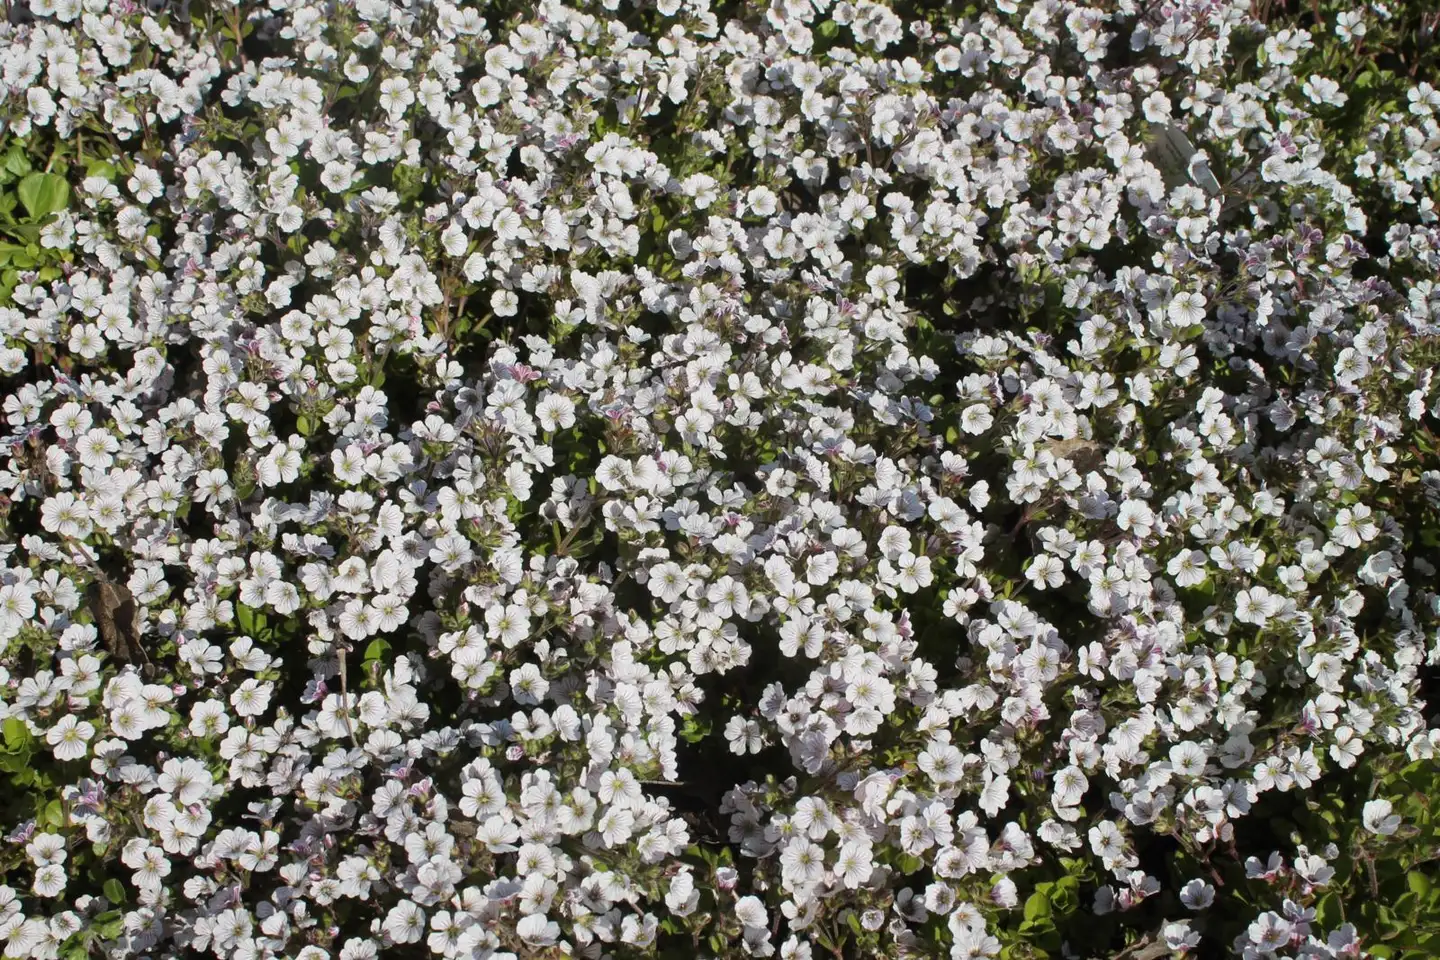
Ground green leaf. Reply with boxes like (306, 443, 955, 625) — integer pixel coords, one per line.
(817, 19, 839, 38)
(17, 172, 69, 221)
(4, 148, 31, 177)
(363, 638, 391, 663)
(679, 714, 711, 744)
(103, 879, 125, 904)
(1051, 875, 1080, 914)
(1023, 891, 1053, 922)
(235, 603, 266, 637)
(2, 717, 29, 748)
(42, 799, 64, 828)
(0, 748, 33, 773)
(1388, 893, 1416, 926)
(1019, 917, 1057, 939)
(3, 222, 41, 243)
(90, 910, 124, 939)
(1408, 871, 1432, 898)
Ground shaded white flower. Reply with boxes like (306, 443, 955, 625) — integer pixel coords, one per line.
(1362, 798, 1401, 836)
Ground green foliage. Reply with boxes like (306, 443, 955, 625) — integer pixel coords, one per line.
(17, 173, 69, 222)
(0, 138, 72, 305)
(0, 716, 35, 785)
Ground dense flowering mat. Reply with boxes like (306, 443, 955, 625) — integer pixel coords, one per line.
(0, 0, 1438, 957)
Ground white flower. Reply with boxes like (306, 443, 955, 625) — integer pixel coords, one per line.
(1168, 290, 1207, 326)
(1115, 500, 1155, 537)
(378, 77, 414, 115)
(1167, 549, 1207, 588)
(735, 895, 768, 929)
(779, 837, 826, 888)
(1179, 878, 1214, 910)
(725, 716, 764, 755)
(40, 492, 92, 539)
(47, 715, 95, 762)
(158, 758, 214, 806)
(1234, 586, 1279, 627)
(230, 679, 273, 718)
(383, 900, 426, 944)
(1051, 765, 1088, 808)
(25, 833, 66, 867)
(509, 663, 549, 705)
(516, 914, 559, 946)
(1168, 742, 1208, 778)
(596, 807, 635, 847)
(1247, 911, 1292, 952)
(535, 393, 576, 431)
(1302, 76, 1347, 108)
(491, 289, 519, 317)
(1026, 554, 1065, 589)
(1362, 798, 1401, 836)
(647, 561, 688, 603)
(893, 552, 933, 593)
(485, 603, 530, 649)
(32, 864, 66, 898)
(919, 741, 965, 784)
(1089, 821, 1126, 865)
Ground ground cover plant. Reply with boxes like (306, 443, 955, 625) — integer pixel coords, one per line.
(0, 0, 1439, 957)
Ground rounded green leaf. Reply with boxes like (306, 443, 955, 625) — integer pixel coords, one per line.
(2, 717, 29, 748)
(18, 172, 69, 221)
(4, 148, 32, 178)
(1023, 891, 1052, 922)
(1407, 871, 1432, 898)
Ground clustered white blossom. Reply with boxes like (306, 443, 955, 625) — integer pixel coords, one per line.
(0, 0, 1437, 958)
